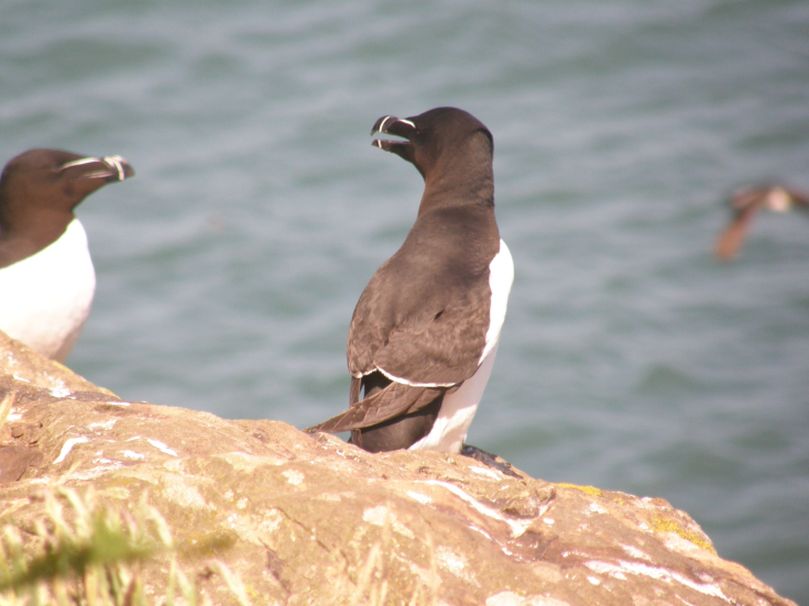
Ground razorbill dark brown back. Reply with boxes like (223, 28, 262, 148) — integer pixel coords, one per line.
(715, 183, 808, 261)
(308, 107, 514, 454)
(0, 148, 134, 361)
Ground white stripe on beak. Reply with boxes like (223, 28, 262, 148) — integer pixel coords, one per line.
(103, 155, 127, 181)
(59, 157, 100, 171)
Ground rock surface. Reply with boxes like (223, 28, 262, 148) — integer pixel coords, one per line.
(0, 331, 796, 605)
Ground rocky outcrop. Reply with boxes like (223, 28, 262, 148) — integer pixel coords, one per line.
(0, 331, 795, 605)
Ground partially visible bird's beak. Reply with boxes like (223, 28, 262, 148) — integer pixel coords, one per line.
(101, 155, 134, 181)
(370, 115, 419, 168)
(371, 115, 417, 152)
(59, 155, 135, 182)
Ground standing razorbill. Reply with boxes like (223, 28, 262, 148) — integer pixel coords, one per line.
(0, 148, 134, 361)
(309, 107, 514, 455)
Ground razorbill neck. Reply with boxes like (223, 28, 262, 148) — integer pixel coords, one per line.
(309, 107, 514, 455)
(0, 148, 134, 361)
(715, 183, 808, 261)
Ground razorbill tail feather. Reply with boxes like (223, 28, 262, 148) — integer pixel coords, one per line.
(308, 107, 514, 457)
(0, 148, 134, 361)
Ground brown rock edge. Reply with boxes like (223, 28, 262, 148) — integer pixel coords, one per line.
(0, 331, 795, 605)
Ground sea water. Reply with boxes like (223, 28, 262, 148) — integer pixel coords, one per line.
(2, 0, 808, 600)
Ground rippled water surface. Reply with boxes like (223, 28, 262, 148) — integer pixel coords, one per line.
(2, 0, 808, 601)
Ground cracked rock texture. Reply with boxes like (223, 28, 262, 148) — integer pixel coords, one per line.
(0, 331, 796, 605)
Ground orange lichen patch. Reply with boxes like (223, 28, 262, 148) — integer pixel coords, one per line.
(556, 483, 603, 498)
(650, 514, 716, 555)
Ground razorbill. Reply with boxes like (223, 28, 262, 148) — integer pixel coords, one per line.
(715, 183, 808, 261)
(0, 148, 134, 361)
(308, 107, 514, 455)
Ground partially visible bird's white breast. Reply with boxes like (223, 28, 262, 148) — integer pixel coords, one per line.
(0, 219, 96, 361)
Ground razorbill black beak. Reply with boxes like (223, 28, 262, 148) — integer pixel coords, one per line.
(371, 115, 418, 160)
(59, 155, 135, 183)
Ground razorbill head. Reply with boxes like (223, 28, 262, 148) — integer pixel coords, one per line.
(308, 107, 514, 455)
(714, 183, 808, 261)
(0, 148, 134, 361)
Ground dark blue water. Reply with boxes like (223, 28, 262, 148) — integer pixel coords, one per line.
(2, 0, 808, 601)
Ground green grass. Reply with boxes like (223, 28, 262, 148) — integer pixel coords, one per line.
(0, 487, 239, 606)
